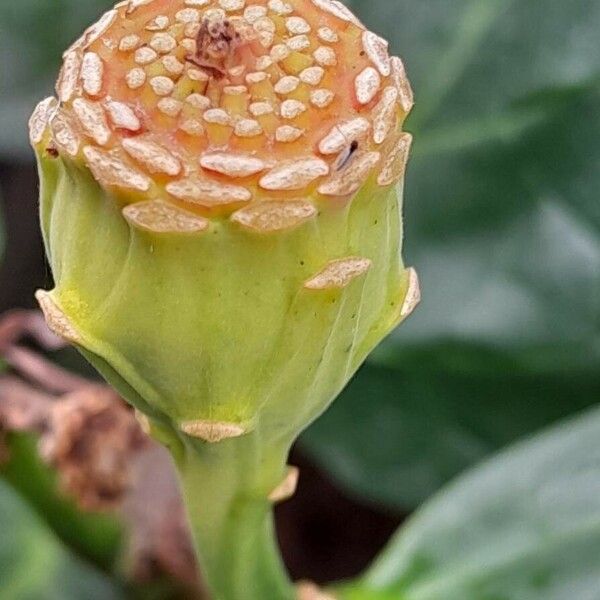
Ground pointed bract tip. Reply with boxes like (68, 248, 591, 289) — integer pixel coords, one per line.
(400, 267, 421, 318)
(268, 466, 300, 503)
(35, 290, 82, 344)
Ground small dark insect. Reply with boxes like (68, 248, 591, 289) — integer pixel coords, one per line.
(187, 18, 244, 79)
(45, 145, 59, 158)
(335, 140, 359, 171)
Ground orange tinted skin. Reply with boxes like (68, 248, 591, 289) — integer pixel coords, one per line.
(35, 0, 412, 219)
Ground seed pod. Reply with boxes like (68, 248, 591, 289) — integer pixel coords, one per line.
(33, 3, 419, 599)
(31, 0, 418, 448)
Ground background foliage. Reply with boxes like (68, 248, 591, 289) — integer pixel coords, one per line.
(0, 0, 599, 597)
(302, 0, 600, 508)
(339, 404, 600, 599)
(0, 479, 122, 600)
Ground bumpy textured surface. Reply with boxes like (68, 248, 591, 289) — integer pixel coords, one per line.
(30, 0, 413, 229)
(30, 0, 417, 441)
(30, 6, 417, 599)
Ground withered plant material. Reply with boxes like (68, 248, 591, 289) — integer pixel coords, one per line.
(0, 309, 66, 352)
(123, 445, 201, 587)
(39, 386, 149, 510)
(0, 310, 200, 590)
(3, 345, 90, 394)
(297, 580, 338, 600)
(0, 376, 53, 433)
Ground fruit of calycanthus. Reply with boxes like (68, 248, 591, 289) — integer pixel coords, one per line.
(30, 1, 418, 597)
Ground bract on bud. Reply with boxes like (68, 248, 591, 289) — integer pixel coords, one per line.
(31, 0, 418, 448)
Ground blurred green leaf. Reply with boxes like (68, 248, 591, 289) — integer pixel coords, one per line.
(0, 478, 124, 599)
(1, 433, 122, 570)
(303, 360, 600, 508)
(337, 405, 600, 600)
(303, 0, 600, 508)
(0, 0, 113, 159)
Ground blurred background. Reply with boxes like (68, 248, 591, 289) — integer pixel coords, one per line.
(0, 0, 599, 598)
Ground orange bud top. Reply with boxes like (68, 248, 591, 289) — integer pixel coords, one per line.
(30, 0, 413, 221)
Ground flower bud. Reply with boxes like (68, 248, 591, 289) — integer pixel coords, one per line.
(31, 0, 418, 448)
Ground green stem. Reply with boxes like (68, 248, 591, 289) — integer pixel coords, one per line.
(175, 432, 296, 600)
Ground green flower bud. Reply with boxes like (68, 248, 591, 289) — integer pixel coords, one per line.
(30, 1, 418, 597)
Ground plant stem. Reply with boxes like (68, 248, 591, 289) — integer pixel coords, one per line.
(175, 432, 296, 600)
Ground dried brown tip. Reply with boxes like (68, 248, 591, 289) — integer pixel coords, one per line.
(400, 267, 421, 318)
(190, 16, 245, 78)
(36, 0, 413, 224)
(304, 256, 372, 290)
(268, 465, 300, 503)
(180, 419, 249, 443)
(34, 290, 82, 344)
